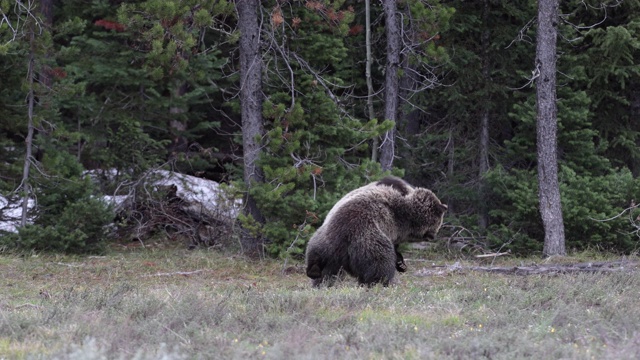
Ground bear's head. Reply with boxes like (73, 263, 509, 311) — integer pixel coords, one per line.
(403, 188, 447, 242)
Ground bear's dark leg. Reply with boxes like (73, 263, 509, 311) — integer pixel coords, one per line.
(306, 262, 323, 279)
(395, 244, 407, 273)
(308, 253, 347, 287)
(306, 249, 325, 280)
(349, 239, 396, 287)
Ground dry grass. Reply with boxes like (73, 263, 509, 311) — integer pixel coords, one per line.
(1, 248, 640, 359)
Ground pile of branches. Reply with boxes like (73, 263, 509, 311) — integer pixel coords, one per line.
(113, 183, 234, 249)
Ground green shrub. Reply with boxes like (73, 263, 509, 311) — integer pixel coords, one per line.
(2, 152, 112, 254)
(486, 165, 640, 254)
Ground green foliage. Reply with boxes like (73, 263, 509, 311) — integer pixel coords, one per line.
(484, 46, 640, 253)
(2, 0, 640, 257)
(237, 2, 395, 258)
(560, 167, 640, 251)
(249, 92, 390, 257)
(486, 165, 640, 254)
(50, 0, 231, 182)
(574, 1, 640, 173)
(417, 0, 640, 255)
(398, 0, 534, 224)
(2, 152, 112, 254)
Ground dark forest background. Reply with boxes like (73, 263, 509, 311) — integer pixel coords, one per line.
(1, 0, 639, 257)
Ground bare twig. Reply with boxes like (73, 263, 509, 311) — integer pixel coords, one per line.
(143, 270, 206, 277)
(589, 203, 639, 223)
(475, 251, 511, 259)
(505, 17, 536, 49)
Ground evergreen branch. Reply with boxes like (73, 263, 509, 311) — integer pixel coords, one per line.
(290, 51, 354, 121)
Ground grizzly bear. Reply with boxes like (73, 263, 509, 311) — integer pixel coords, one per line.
(305, 176, 447, 287)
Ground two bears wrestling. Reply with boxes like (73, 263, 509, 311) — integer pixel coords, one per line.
(305, 176, 447, 287)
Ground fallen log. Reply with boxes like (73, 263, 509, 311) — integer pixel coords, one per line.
(414, 260, 639, 276)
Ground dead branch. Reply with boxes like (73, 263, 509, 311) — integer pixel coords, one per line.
(415, 260, 639, 277)
(475, 251, 511, 259)
(142, 270, 206, 277)
(52, 262, 83, 268)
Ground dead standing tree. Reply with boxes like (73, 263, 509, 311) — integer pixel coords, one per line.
(237, 0, 266, 257)
(535, 0, 566, 256)
(379, 0, 400, 172)
(371, 1, 448, 171)
(0, 1, 41, 229)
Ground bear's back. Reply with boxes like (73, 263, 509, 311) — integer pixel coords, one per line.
(323, 180, 407, 226)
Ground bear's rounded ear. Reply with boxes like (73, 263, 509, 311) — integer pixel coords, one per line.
(437, 203, 448, 213)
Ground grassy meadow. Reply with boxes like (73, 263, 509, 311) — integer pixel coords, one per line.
(1, 247, 640, 359)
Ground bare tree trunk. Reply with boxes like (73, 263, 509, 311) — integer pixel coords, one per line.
(630, 82, 640, 176)
(380, 0, 400, 171)
(478, 0, 491, 230)
(536, 0, 566, 256)
(478, 110, 490, 228)
(447, 127, 455, 214)
(21, 31, 36, 228)
(237, 0, 265, 257)
(365, 0, 378, 163)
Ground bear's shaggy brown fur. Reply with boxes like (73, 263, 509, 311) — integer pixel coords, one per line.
(305, 176, 447, 287)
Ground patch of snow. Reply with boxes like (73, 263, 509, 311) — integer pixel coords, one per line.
(0, 195, 34, 233)
(102, 195, 129, 209)
(90, 169, 243, 221)
(1, 170, 243, 234)
(151, 170, 242, 220)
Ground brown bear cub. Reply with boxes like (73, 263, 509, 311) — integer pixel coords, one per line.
(305, 176, 447, 287)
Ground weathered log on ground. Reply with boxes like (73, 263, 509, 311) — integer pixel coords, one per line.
(414, 260, 639, 276)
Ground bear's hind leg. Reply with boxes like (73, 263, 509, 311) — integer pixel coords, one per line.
(349, 240, 396, 287)
(310, 267, 347, 287)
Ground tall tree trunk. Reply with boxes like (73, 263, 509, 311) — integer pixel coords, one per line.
(20, 1, 50, 228)
(379, 0, 400, 171)
(21, 31, 36, 228)
(365, 0, 378, 162)
(536, 0, 566, 256)
(630, 82, 640, 176)
(478, 0, 491, 230)
(237, 0, 265, 257)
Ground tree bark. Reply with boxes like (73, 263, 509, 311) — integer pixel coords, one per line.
(21, 31, 35, 228)
(237, 0, 265, 257)
(478, 0, 490, 230)
(365, 0, 377, 162)
(535, 0, 566, 256)
(380, 0, 400, 171)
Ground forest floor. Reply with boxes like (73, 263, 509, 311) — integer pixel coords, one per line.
(1, 247, 640, 359)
